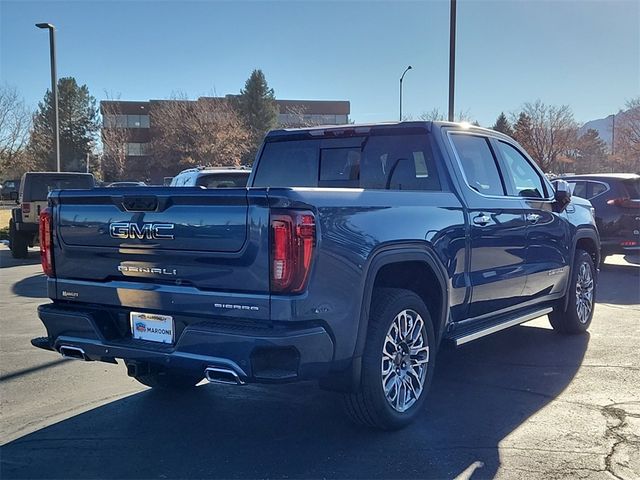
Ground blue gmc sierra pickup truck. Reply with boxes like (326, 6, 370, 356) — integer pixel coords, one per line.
(32, 121, 599, 430)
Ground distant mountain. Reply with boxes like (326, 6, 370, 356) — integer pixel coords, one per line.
(580, 107, 633, 147)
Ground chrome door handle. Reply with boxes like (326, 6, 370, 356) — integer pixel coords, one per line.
(526, 213, 541, 223)
(473, 214, 491, 226)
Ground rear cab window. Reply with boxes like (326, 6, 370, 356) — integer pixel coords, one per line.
(23, 174, 94, 201)
(252, 133, 442, 191)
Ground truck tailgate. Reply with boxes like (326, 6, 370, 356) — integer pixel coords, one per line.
(50, 187, 270, 294)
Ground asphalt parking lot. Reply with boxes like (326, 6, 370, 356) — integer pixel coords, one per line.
(1, 246, 638, 480)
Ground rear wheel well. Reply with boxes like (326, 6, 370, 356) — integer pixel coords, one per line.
(372, 261, 444, 341)
(576, 237, 599, 266)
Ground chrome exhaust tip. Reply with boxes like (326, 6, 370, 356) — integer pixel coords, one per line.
(59, 345, 88, 361)
(204, 366, 245, 385)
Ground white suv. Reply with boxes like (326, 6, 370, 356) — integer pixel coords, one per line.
(169, 166, 250, 188)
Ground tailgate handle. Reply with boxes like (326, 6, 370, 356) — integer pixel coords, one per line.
(122, 196, 158, 212)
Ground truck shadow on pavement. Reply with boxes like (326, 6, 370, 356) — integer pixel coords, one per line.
(0, 248, 40, 269)
(1, 325, 589, 480)
(11, 273, 47, 299)
(596, 259, 640, 305)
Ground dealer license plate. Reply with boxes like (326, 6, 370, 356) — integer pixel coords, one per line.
(130, 312, 174, 344)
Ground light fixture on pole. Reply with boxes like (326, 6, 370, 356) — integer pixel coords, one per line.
(36, 22, 60, 172)
(399, 65, 412, 121)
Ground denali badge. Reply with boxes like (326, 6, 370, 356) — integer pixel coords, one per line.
(109, 222, 175, 240)
(118, 265, 177, 276)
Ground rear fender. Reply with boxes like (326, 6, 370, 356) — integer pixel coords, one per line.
(355, 243, 450, 356)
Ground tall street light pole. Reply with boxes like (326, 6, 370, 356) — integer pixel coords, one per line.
(448, 0, 457, 122)
(36, 22, 60, 172)
(611, 113, 616, 156)
(399, 65, 412, 121)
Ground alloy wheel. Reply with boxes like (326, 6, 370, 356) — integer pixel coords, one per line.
(381, 309, 429, 413)
(575, 262, 594, 324)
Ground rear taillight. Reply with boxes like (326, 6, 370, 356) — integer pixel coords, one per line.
(621, 240, 638, 247)
(270, 211, 315, 293)
(607, 197, 640, 208)
(39, 207, 54, 277)
(22, 202, 31, 214)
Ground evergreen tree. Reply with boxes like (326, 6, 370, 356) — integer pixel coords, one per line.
(29, 77, 99, 171)
(237, 69, 278, 161)
(512, 112, 534, 154)
(572, 129, 608, 173)
(492, 112, 514, 137)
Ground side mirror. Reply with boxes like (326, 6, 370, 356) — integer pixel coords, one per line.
(552, 179, 571, 211)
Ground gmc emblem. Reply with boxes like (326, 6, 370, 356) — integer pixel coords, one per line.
(109, 222, 175, 240)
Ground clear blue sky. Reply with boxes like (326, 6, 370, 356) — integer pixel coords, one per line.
(1, 0, 638, 126)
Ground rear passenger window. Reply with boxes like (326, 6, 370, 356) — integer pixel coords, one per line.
(450, 134, 504, 196)
(588, 182, 608, 198)
(570, 181, 587, 198)
(496, 141, 545, 198)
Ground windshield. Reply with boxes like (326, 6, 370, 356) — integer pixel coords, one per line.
(196, 172, 249, 188)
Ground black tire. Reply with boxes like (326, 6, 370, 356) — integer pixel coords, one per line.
(343, 288, 436, 430)
(135, 371, 202, 390)
(549, 249, 596, 334)
(599, 254, 607, 268)
(9, 221, 28, 259)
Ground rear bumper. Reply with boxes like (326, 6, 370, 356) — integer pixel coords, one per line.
(36, 303, 335, 383)
(601, 239, 640, 255)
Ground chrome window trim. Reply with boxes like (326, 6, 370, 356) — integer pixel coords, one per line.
(446, 130, 552, 202)
(565, 179, 610, 200)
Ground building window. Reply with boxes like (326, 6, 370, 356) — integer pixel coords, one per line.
(103, 114, 150, 128)
(277, 112, 349, 127)
(126, 143, 150, 156)
(127, 114, 150, 128)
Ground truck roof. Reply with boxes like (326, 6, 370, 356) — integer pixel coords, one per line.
(266, 120, 509, 141)
(22, 171, 94, 177)
(560, 173, 639, 180)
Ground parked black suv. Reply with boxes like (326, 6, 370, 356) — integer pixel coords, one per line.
(0, 179, 20, 201)
(562, 174, 639, 262)
(9, 172, 94, 258)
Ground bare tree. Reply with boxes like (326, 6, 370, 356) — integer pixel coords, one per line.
(151, 95, 250, 171)
(512, 100, 578, 172)
(419, 108, 475, 123)
(615, 97, 640, 166)
(100, 97, 128, 181)
(0, 85, 32, 177)
(279, 104, 320, 128)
